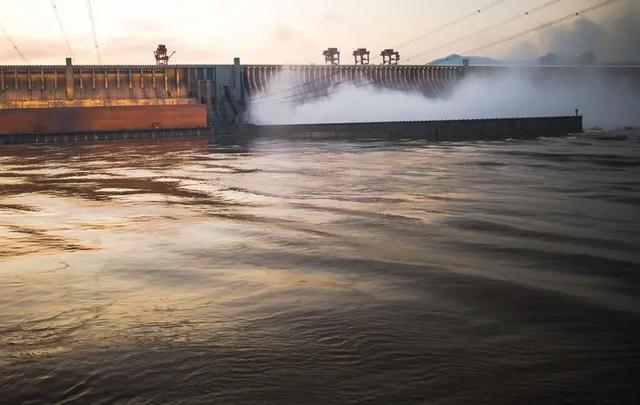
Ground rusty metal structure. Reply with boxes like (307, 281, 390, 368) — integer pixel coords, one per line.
(154, 44, 175, 66)
(353, 48, 370, 65)
(380, 49, 400, 65)
(322, 48, 340, 65)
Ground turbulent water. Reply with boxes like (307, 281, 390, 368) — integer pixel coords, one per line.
(1, 130, 639, 404)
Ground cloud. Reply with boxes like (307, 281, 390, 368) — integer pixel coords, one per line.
(323, 11, 341, 23)
(273, 22, 301, 43)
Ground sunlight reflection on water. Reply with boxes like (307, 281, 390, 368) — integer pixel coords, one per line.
(1, 132, 639, 403)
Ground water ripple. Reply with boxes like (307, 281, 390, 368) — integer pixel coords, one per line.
(0, 132, 639, 403)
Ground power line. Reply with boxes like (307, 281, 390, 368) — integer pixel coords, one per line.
(407, 0, 565, 62)
(254, 0, 622, 107)
(461, 0, 622, 56)
(250, 68, 368, 105)
(0, 19, 29, 63)
(252, 0, 512, 104)
(50, 0, 74, 58)
(394, 0, 509, 51)
(253, 0, 619, 106)
(250, 67, 339, 102)
(254, 77, 382, 107)
(252, 68, 402, 107)
(86, 0, 102, 64)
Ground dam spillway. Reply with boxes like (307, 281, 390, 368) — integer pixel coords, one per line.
(0, 60, 463, 139)
(243, 65, 463, 98)
(0, 58, 636, 142)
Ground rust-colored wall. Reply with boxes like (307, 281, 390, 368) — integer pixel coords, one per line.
(0, 104, 207, 135)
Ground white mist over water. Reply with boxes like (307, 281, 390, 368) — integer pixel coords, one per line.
(249, 69, 640, 129)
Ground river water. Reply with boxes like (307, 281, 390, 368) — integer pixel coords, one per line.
(1, 130, 639, 404)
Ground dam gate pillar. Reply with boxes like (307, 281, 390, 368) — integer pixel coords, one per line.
(65, 58, 74, 100)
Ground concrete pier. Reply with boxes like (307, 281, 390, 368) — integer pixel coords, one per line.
(0, 128, 207, 144)
(237, 116, 583, 142)
(0, 116, 583, 144)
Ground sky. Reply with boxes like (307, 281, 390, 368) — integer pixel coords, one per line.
(0, 0, 638, 65)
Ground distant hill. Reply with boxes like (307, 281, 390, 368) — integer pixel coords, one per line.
(427, 54, 502, 66)
(428, 52, 640, 66)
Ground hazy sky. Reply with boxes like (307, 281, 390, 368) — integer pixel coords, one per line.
(0, 0, 637, 65)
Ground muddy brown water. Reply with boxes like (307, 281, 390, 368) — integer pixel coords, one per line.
(1, 130, 639, 403)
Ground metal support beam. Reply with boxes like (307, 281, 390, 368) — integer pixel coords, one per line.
(206, 80, 212, 106)
(65, 58, 74, 99)
(164, 69, 168, 92)
(233, 57, 241, 102)
(176, 68, 180, 97)
(205, 79, 213, 127)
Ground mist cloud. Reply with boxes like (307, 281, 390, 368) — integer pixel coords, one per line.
(249, 69, 640, 130)
(513, 3, 640, 64)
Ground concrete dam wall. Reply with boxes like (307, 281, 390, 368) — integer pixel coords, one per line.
(0, 62, 463, 107)
(1, 61, 638, 108)
(0, 60, 241, 107)
(0, 59, 243, 136)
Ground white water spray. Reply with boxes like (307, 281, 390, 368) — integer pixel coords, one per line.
(249, 69, 640, 130)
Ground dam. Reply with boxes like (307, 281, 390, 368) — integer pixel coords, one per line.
(0, 57, 466, 137)
(0, 56, 636, 143)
